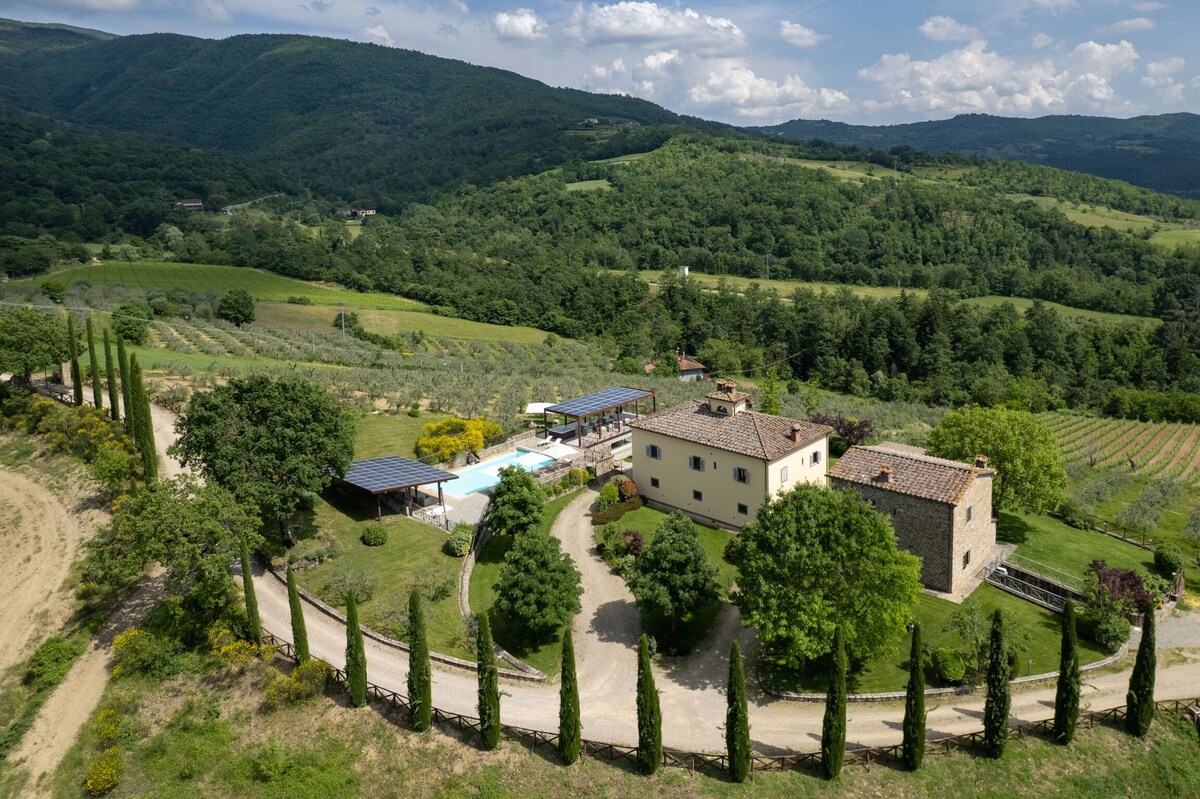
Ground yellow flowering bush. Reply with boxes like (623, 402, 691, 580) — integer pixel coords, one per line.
(83, 747, 123, 796)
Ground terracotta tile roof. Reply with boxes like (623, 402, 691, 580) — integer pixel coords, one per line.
(828, 445, 993, 506)
(678, 356, 706, 372)
(630, 401, 832, 461)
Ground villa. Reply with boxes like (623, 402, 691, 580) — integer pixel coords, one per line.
(828, 443, 998, 595)
(629, 380, 832, 529)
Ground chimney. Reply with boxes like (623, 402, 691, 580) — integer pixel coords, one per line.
(975, 454, 989, 469)
(717, 379, 736, 394)
(790, 423, 806, 443)
(878, 465, 892, 483)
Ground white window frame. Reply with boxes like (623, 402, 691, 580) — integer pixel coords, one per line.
(780, 465, 789, 483)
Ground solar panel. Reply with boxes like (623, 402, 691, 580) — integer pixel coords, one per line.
(546, 386, 654, 418)
(339, 456, 459, 494)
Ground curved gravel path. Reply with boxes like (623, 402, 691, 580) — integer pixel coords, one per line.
(149, 405, 1200, 753)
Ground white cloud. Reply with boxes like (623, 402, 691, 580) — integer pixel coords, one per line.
(445, 0, 469, 13)
(358, 23, 393, 46)
(1143, 57, 1186, 104)
(1031, 32, 1054, 49)
(642, 50, 678, 70)
(686, 59, 852, 118)
(859, 39, 1139, 116)
(779, 20, 828, 48)
(492, 8, 547, 41)
(567, 2, 742, 53)
(1131, 2, 1166, 11)
(1096, 17, 1156, 34)
(187, 0, 229, 20)
(919, 16, 981, 43)
(26, 0, 139, 9)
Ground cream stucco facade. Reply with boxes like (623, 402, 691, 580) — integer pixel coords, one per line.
(631, 424, 828, 529)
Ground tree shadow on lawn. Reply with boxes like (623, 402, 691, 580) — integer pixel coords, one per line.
(997, 512, 1030, 545)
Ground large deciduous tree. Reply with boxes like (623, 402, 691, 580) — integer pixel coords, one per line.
(170, 375, 355, 536)
(89, 474, 260, 623)
(493, 531, 582, 641)
(216, 288, 256, 327)
(730, 484, 922, 668)
(926, 406, 1065, 513)
(486, 465, 543, 538)
(0, 307, 69, 384)
(627, 512, 720, 641)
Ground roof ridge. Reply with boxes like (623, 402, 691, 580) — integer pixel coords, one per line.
(861, 444, 980, 473)
(748, 411, 769, 461)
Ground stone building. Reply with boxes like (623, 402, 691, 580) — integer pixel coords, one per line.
(630, 380, 832, 529)
(828, 443, 997, 595)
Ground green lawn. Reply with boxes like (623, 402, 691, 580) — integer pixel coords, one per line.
(299, 491, 469, 661)
(352, 411, 449, 461)
(772, 584, 1110, 694)
(999, 512, 1155, 583)
(254, 300, 550, 343)
(38, 260, 419, 310)
(565, 179, 613, 192)
(468, 492, 579, 674)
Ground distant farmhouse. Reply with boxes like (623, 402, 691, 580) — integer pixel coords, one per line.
(630, 380, 832, 528)
(644, 354, 707, 382)
(829, 443, 997, 595)
(338, 206, 376, 219)
(176, 198, 204, 212)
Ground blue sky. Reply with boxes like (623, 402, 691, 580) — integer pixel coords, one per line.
(4, 0, 1197, 125)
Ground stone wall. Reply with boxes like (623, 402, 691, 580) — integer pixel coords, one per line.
(832, 478, 954, 592)
(949, 475, 998, 594)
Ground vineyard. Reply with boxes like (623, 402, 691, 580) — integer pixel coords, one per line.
(1042, 413, 1200, 486)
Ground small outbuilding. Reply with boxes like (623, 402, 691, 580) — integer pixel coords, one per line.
(335, 456, 459, 521)
(828, 443, 997, 595)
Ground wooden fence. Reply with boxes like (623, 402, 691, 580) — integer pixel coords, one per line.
(259, 632, 1200, 777)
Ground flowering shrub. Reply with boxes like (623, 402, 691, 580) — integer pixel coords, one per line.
(111, 629, 178, 678)
(83, 748, 123, 796)
(95, 709, 124, 746)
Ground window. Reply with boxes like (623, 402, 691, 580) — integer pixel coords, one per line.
(963, 550, 971, 570)
(811, 450, 821, 466)
(716, 405, 728, 414)
(689, 455, 705, 471)
(650, 477, 660, 488)
(780, 466, 789, 483)
(693, 490, 703, 501)
(645, 444, 662, 460)
(733, 466, 749, 484)
(737, 503, 749, 515)
(966, 506, 973, 522)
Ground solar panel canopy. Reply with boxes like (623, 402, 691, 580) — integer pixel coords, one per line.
(546, 386, 654, 418)
(339, 456, 458, 494)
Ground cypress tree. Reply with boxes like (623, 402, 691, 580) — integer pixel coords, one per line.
(285, 566, 309, 663)
(476, 615, 501, 750)
(86, 317, 102, 410)
(344, 593, 368, 708)
(635, 633, 661, 775)
(67, 314, 83, 406)
(240, 538, 261, 646)
(982, 608, 1011, 758)
(103, 330, 119, 421)
(116, 335, 131, 423)
(558, 628, 581, 765)
(407, 590, 432, 732)
(1053, 600, 1081, 745)
(1125, 604, 1157, 737)
(821, 626, 847, 780)
(726, 640, 751, 783)
(129, 355, 157, 481)
(901, 622, 926, 771)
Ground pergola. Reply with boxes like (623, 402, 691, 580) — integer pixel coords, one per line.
(543, 386, 656, 448)
(336, 456, 459, 522)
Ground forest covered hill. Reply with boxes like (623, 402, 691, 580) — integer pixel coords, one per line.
(754, 113, 1200, 199)
(0, 27, 724, 208)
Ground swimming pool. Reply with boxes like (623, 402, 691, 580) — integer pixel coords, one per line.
(448, 448, 556, 495)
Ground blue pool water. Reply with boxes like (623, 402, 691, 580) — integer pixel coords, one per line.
(449, 449, 556, 495)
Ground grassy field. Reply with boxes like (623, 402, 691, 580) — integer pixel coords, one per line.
(254, 300, 550, 343)
(37, 261, 419, 310)
(775, 583, 1110, 694)
(298, 492, 469, 661)
(38, 654, 1200, 799)
(623, 269, 1158, 324)
(999, 512, 1154, 583)
(469, 492, 579, 674)
(565, 179, 613, 192)
(352, 411, 449, 461)
(1009, 194, 1200, 247)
